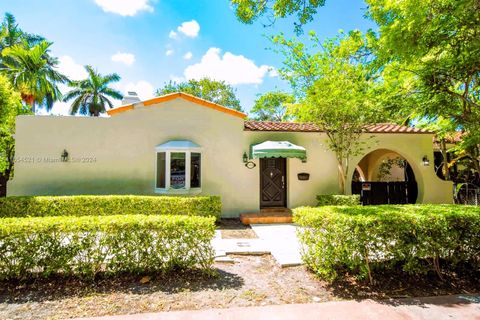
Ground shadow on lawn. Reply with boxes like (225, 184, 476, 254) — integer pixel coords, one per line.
(0, 268, 244, 304)
(324, 268, 480, 305)
(216, 218, 258, 239)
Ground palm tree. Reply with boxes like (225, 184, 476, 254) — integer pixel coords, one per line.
(0, 13, 43, 52)
(63, 65, 123, 116)
(1, 40, 68, 113)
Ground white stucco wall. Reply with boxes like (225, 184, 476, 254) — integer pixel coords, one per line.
(347, 134, 453, 204)
(8, 97, 453, 217)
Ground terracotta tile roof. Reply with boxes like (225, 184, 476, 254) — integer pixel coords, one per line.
(363, 123, 431, 133)
(244, 121, 321, 132)
(244, 121, 432, 134)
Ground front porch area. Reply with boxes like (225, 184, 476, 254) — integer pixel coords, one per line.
(239, 208, 292, 224)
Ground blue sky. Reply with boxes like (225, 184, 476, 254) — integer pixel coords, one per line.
(1, 0, 376, 115)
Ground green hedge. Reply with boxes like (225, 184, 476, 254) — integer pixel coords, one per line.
(316, 194, 360, 206)
(0, 214, 215, 279)
(294, 205, 480, 282)
(0, 195, 221, 220)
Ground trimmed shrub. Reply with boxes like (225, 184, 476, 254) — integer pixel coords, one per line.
(0, 214, 215, 279)
(294, 205, 480, 282)
(0, 195, 221, 220)
(316, 194, 360, 206)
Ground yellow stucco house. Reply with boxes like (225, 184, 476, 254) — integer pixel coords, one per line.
(8, 92, 452, 217)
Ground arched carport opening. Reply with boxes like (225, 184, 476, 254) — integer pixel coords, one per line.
(352, 149, 418, 204)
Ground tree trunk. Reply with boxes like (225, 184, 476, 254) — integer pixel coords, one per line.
(337, 161, 346, 195)
(1, 142, 15, 197)
(0, 174, 7, 197)
(472, 155, 480, 177)
(440, 139, 450, 180)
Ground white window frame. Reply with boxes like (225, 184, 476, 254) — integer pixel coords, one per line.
(155, 143, 202, 195)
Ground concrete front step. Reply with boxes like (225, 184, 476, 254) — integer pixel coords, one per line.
(240, 208, 293, 224)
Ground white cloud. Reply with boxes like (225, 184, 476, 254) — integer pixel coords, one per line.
(184, 48, 275, 85)
(94, 0, 154, 16)
(177, 20, 200, 38)
(57, 55, 87, 81)
(169, 75, 185, 83)
(268, 68, 279, 77)
(41, 101, 71, 116)
(111, 52, 136, 66)
(49, 56, 86, 115)
(169, 30, 178, 39)
(165, 49, 174, 56)
(183, 51, 193, 60)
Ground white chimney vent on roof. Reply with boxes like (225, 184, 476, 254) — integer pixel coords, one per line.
(121, 91, 141, 105)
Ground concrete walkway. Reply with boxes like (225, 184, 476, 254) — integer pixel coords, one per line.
(250, 224, 302, 267)
(212, 224, 303, 267)
(77, 294, 480, 320)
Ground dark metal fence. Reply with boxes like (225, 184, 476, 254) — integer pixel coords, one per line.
(454, 183, 480, 205)
(352, 181, 418, 205)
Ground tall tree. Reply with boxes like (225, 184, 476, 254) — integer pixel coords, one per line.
(0, 13, 43, 52)
(231, 0, 327, 34)
(1, 41, 68, 113)
(276, 31, 381, 194)
(63, 65, 122, 117)
(156, 78, 243, 111)
(251, 91, 295, 121)
(0, 74, 29, 196)
(367, 0, 480, 175)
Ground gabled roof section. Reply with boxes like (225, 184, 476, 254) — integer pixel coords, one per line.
(244, 121, 432, 134)
(107, 92, 247, 119)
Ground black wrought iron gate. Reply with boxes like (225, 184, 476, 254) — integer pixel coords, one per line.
(352, 181, 418, 205)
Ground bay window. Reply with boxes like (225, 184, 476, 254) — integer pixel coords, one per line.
(155, 140, 202, 194)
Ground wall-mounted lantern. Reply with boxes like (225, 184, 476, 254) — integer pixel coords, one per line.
(422, 155, 430, 166)
(61, 149, 69, 162)
(243, 151, 256, 169)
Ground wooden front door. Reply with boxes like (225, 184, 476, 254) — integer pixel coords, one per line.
(260, 158, 287, 208)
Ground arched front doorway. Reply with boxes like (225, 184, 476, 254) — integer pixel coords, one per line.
(352, 149, 418, 204)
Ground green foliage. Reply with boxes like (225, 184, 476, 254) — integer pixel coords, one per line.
(376, 157, 406, 181)
(294, 205, 480, 282)
(367, 0, 480, 174)
(156, 78, 243, 112)
(251, 91, 295, 121)
(1, 40, 68, 112)
(0, 13, 44, 52)
(316, 194, 360, 206)
(273, 30, 382, 194)
(0, 214, 216, 279)
(231, 0, 326, 34)
(63, 65, 122, 116)
(0, 74, 26, 176)
(0, 195, 222, 220)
